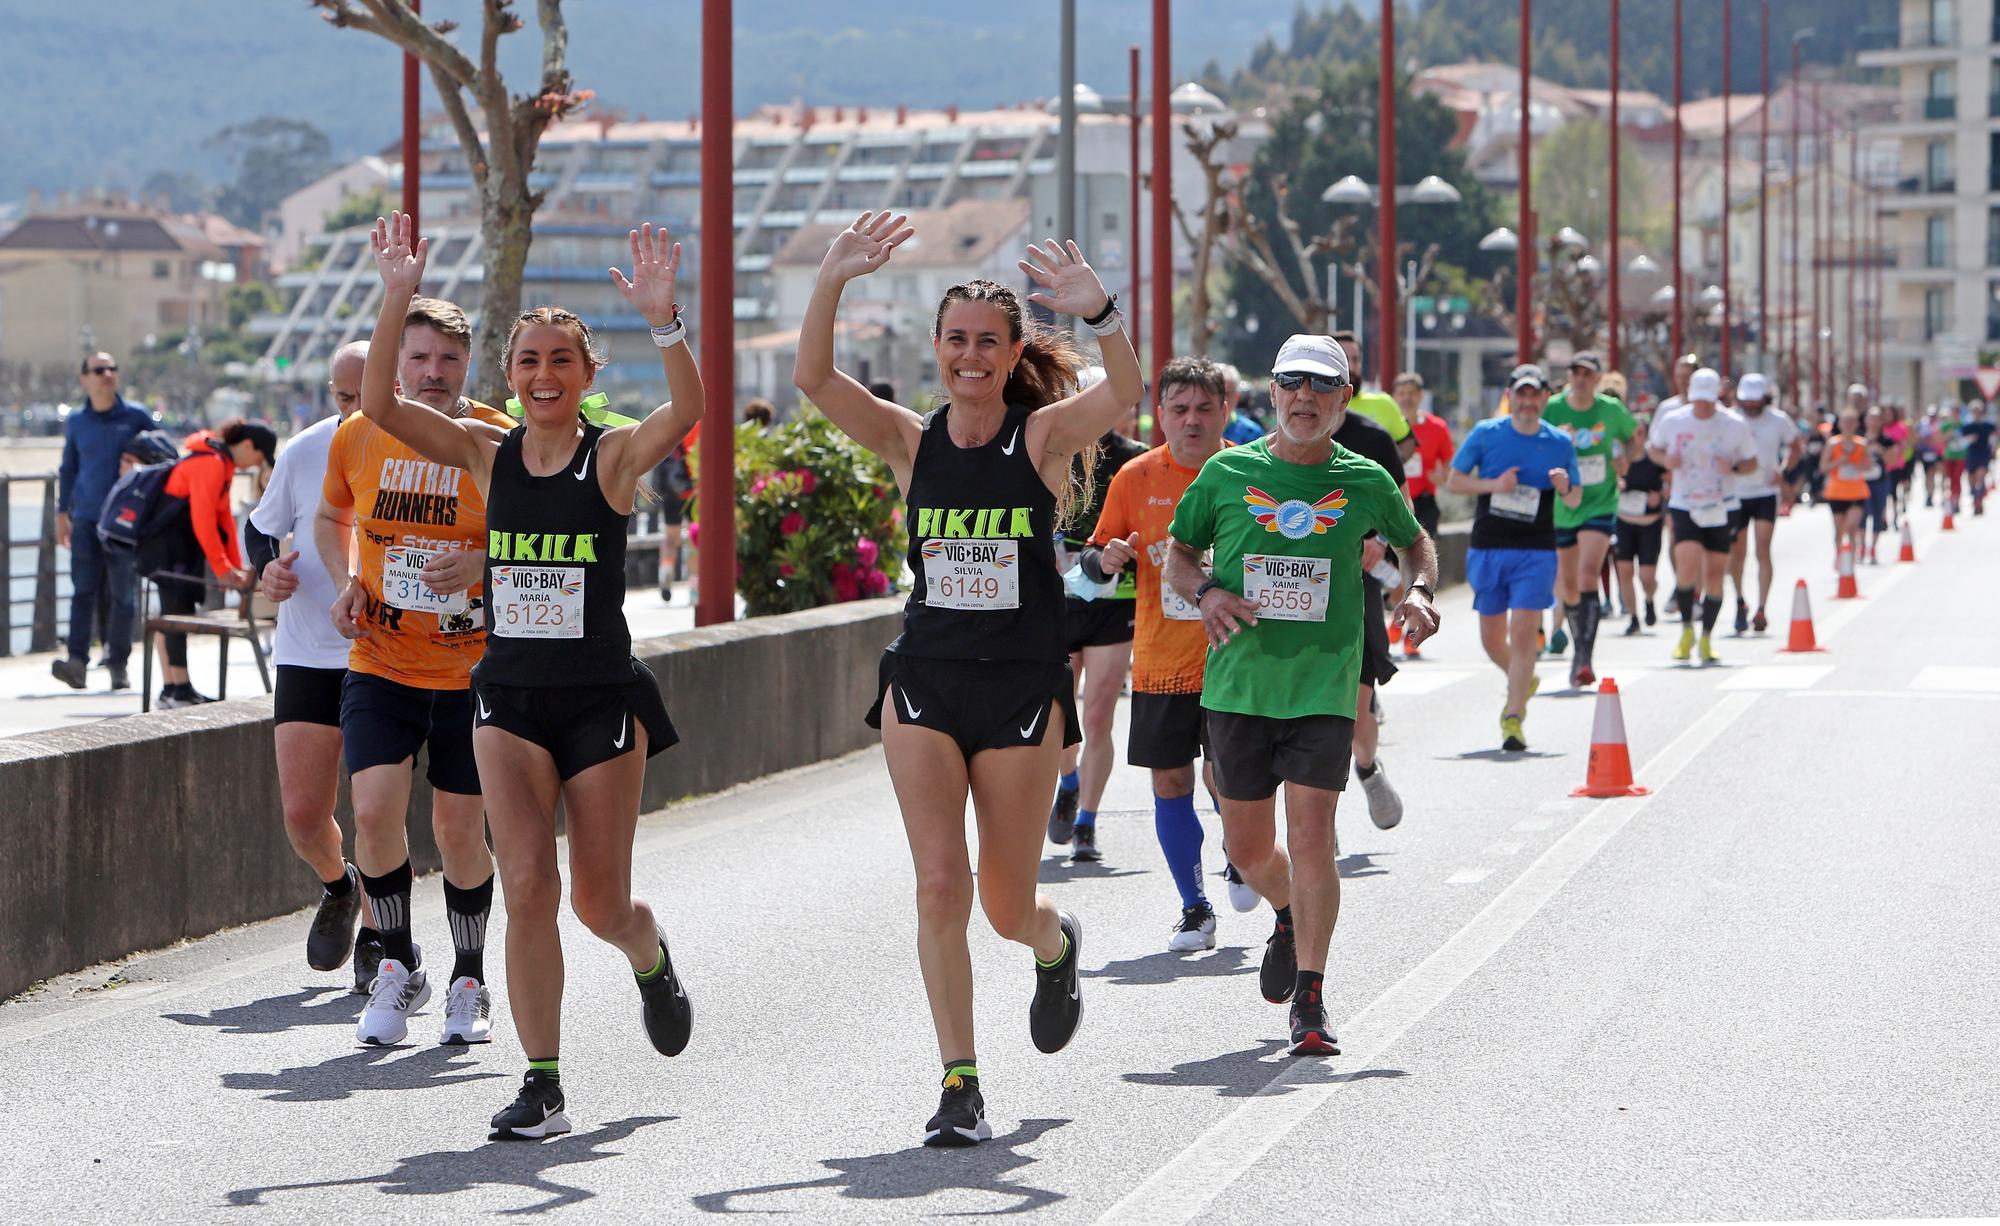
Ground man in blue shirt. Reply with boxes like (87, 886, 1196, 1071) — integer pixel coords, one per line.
(54, 352, 156, 691)
(1445, 364, 1581, 751)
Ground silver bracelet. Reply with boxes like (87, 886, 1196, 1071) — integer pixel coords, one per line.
(1087, 310, 1125, 337)
(649, 319, 687, 349)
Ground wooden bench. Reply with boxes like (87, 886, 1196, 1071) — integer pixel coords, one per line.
(140, 573, 273, 711)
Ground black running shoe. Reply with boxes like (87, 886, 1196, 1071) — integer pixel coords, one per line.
(1733, 599, 1750, 635)
(351, 931, 384, 996)
(1644, 599, 1657, 627)
(306, 864, 363, 973)
(1288, 1002, 1340, 1056)
(1047, 787, 1079, 845)
(636, 934, 693, 1057)
(923, 1069, 992, 1147)
(489, 1070, 572, 1140)
(1260, 917, 1297, 1004)
(1069, 825, 1102, 862)
(1623, 615, 1642, 637)
(1029, 911, 1083, 1054)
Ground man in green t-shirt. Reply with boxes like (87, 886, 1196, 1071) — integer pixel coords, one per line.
(1541, 351, 1634, 689)
(1165, 332, 1439, 1058)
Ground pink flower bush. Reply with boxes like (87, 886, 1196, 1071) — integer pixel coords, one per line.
(796, 469, 818, 494)
(862, 567, 890, 596)
(855, 537, 880, 567)
(778, 563, 795, 578)
(780, 512, 806, 537)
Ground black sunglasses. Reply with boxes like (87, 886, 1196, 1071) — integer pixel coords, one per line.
(88, 364, 118, 375)
(1273, 372, 1343, 394)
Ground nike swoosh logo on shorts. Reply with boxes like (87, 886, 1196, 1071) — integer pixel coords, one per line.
(900, 688, 922, 720)
(613, 715, 628, 749)
(573, 444, 593, 481)
(999, 427, 1020, 455)
(1020, 706, 1043, 740)
(477, 695, 491, 720)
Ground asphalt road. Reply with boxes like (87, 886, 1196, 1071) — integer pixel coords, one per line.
(5, 499, 1996, 1224)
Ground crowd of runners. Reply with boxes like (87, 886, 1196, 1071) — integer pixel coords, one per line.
(231, 206, 1950, 1149)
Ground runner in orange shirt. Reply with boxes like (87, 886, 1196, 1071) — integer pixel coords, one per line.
(1078, 356, 1234, 950)
(315, 294, 509, 1049)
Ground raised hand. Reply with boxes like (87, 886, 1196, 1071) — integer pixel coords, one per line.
(609, 223, 682, 328)
(820, 212, 913, 284)
(261, 550, 300, 604)
(1019, 239, 1110, 319)
(371, 211, 428, 296)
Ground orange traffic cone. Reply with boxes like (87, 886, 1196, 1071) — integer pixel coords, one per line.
(1778, 579, 1827, 653)
(1571, 678, 1650, 798)
(1835, 543, 1860, 599)
(1388, 620, 1402, 647)
(1898, 520, 1917, 563)
(1943, 502, 1957, 531)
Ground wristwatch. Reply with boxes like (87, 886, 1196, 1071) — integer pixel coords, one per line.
(1407, 581, 1435, 599)
(1193, 578, 1224, 606)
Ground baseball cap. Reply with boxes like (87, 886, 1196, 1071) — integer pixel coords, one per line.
(1272, 334, 1350, 383)
(1568, 351, 1602, 373)
(1688, 368, 1722, 401)
(1509, 363, 1550, 391)
(1737, 372, 1771, 401)
(1846, 382, 1870, 398)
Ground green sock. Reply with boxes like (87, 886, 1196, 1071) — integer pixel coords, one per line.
(528, 1058, 559, 1082)
(943, 1061, 979, 1084)
(635, 943, 667, 983)
(1035, 932, 1071, 970)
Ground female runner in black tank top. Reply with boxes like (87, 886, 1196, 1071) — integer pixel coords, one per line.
(359, 213, 704, 1140)
(796, 213, 1144, 1145)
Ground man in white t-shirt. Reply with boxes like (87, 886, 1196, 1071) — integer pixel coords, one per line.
(1725, 373, 1801, 634)
(247, 341, 381, 991)
(1648, 368, 1760, 664)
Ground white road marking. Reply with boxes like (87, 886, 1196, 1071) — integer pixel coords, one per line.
(1097, 692, 1761, 1226)
(1483, 841, 1527, 857)
(1720, 665, 1835, 690)
(1910, 665, 2000, 693)
(1381, 668, 1474, 695)
(1510, 816, 1558, 832)
(1790, 689, 2000, 703)
(1443, 867, 1493, 885)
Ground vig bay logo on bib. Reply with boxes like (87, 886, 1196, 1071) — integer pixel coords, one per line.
(1243, 486, 1346, 540)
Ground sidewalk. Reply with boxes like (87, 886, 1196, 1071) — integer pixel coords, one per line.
(0, 587, 718, 740)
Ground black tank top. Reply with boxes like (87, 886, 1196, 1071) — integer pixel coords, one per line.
(892, 401, 1064, 663)
(474, 422, 633, 687)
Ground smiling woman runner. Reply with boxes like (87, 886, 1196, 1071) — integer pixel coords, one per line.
(359, 213, 702, 1141)
(794, 213, 1144, 1146)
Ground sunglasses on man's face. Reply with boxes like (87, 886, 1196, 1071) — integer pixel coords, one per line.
(1273, 372, 1343, 394)
(89, 365, 118, 375)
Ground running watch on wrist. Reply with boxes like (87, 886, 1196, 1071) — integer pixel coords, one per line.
(1407, 581, 1434, 599)
(1194, 578, 1223, 605)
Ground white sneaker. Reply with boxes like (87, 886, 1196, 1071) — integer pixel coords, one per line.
(1221, 862, 1260, 913)
(356, 958, 431, 1046)
(441, 977, 492, 1045)
(1167, 904, 1218, 953)
(1359, 760, 1404, 830)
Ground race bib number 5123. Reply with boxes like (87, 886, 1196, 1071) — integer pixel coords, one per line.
(1243, 554, 1331, 622)
(489, 566, 584, 638)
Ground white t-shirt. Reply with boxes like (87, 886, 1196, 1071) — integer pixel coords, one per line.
(1648, 404, 1758, 512)
(248, 415, 351, 669)
(1731, 407, 1796, 498)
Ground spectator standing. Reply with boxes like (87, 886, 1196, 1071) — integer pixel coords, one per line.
(53, 352, 154, 691)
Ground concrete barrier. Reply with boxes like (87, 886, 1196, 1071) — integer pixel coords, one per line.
(0, 598, 904, 1001)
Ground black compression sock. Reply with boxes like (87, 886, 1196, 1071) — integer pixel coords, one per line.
(1295, 970, 1325, 1013)
(356, 925, 382, 949)
(359, 861, 416, 967)
(1578, 593, 1602, 656)
(1700, 595, 1723, 636)
(321, 865, 354, 897)
(1356, 761, 1377, 780)
(1675, 586, 1696, 624)
(1274, 905, 1294, 931)
(443, 873, 493, 984)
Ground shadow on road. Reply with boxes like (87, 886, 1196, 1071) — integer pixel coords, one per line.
(1037, 858, 1145, 882)
(221, 1044, 504, 1103)
(1085, 944, 1251, 987)
(226, 1114, 672, 1214)
(691, 1117, 1067, 1215)
(164, 985, 362, 1035)
(1122, 1040, 1410, 1098)
(1444, 749, 1567, 762)
(1337, 850, 1392, 879)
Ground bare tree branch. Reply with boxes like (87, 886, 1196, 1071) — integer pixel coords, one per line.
(320, 0, 479, 89)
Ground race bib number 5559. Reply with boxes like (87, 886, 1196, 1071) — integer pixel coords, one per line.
(1243, 554, 1330, 622)
(489, 566, 584, 638)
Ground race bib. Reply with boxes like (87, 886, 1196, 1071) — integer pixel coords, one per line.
(1243, 554, 1330, 622)
(1161, 568, 1206, 621)
(1403, 454, 1423, 478)
(921, 539, 1019, 611)
(1618, 490, 1649, 516)
(1577, 454, 1608, 486)
(489, 565, 584, 638)
(1689, 503, 1729, 529)
(1488, 485, 1542, 521)
(381, 547, 470, 616)
(1837, 465, 1865, 482)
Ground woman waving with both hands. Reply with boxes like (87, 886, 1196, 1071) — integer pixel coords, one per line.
(795, 211, 1144, 1146)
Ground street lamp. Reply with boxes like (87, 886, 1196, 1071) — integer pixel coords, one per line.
(1628, 253, 1660, 275)
(1322, 174, 1375, 204)
(1479, 227, 1520, 253)
(1554, 226, 1588, 251)
(1410, 174, 1462, 204)
(1575, 255, 1604, 277)
(1319, 172, 1463, 379)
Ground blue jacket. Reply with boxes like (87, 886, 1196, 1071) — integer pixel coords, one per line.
(59, 395, 156, 521)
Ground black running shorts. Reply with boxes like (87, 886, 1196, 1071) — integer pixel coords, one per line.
(1128, 690, 1204, 769)
(1737, 494, 1779, 524)
(473, 657, 677, 782)
(1613, 517, 1663, 566)
(1668, 508, 1735, 554)
(1360, 574, 1397, 689)
(1063, 595, 1135, 653)
(1412, 491, 1441, 539)
(1202, 710, 1355, 801)
(274, 664, 345, 727)
(867, 652, 1082, 760)
(340, 671, 481, 795)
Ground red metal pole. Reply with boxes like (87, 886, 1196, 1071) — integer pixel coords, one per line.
(1789, 44, 1800, 401)
(1671, 0, 1683, 362)
(697, 0, 736, 626)
(402, 0, 420, 231)
(1517, 0, 1533, 366)
(1151, 0, 1172, 402)
(1129, 45, 1142, 357)
(1608, 0, 1621, 370)
(1721, 0, 1732, 378)
(1812, 81, 1822, 405)
(1847, 127, 1857, 389)
(1378, 0, 1398, 382)
(1758, 0, 1769, 376)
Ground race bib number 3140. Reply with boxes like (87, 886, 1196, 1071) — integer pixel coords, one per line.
(382, 547, 470, 616)
(1243, 554, 1330, 622)
(922, 539, 1020, 610)
(490, 565, 584, 638)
